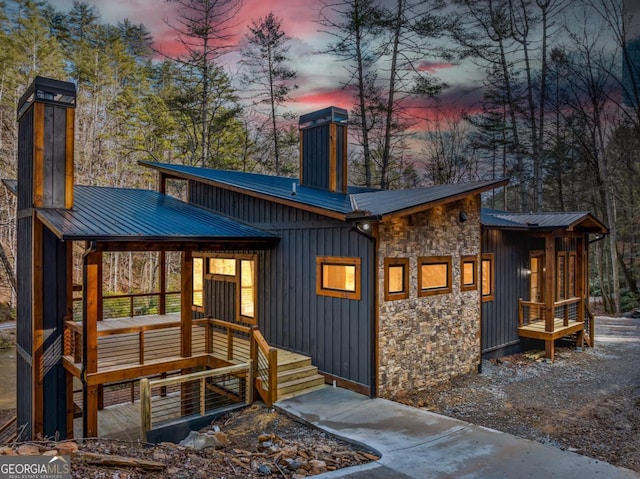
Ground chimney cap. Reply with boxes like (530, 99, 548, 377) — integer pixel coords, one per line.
(18, 76, 77, 120)
(299, 106, 348, 130)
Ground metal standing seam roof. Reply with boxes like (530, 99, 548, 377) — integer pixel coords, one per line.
(8, 181, 278, 242)
(481, 208, 608, 232)
(141, 161, 508, 218)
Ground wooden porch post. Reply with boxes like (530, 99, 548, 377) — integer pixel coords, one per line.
(158, 176, 167, 316)
(83, 250, 101, 438)
(576, 236, 586, 348)
(180, 251, 193, 416)
(543, 234, 556, 360)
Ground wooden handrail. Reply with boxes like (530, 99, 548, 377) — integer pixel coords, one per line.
(553, 297, 581, 308)
(140, 362, 252, 441)
(209, 318, 252, 334)
(252, 328, 277, 406)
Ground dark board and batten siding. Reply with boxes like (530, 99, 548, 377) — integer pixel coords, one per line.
(481, 229, 543, 357)
(301, 124, 347, 192)
(190, 182, 373, 389)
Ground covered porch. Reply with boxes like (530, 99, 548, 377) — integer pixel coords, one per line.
(514, 216, 607, 360)
(35, 183, 287, 438)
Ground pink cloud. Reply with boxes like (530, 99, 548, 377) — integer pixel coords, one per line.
(416, 61, 455, 73)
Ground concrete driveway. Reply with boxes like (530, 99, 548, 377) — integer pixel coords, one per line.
(277, 387, 640, 479)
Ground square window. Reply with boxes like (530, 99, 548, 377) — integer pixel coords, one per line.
(418, 256, 452, 296)
(316, 256, 361, 300)
(461, 255, 478, 291)
(384, 258, 409, 300)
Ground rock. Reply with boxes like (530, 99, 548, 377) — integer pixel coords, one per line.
(286, 458, 303, 470)
(17, 444, 40, 456)
(166, 467, 179, 475)
(0, 447, 17, 456)
(152, 450, 169, 461)
(179, 431, 225, 450)
(257, 434, 272, 443)
(309, 459, 327, 474)
(42, 450, 58, 456)
(257, 463, 272, 475)
(212, 431, 229, 447)
(57, 441, 79, 455)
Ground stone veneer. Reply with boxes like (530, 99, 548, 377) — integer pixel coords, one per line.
(377, 195, 481, 399)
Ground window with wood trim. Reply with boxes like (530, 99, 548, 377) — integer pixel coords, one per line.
(481, 254, 495, 302)
(202, 254, 257, 324)
(529, 251, 544, 303)
(460, 255, 478, 291)
(238, 259, 255, 320)
(568, 252, 576, 298)
(209, 257, 236, 278)
(192, 257, 204, 310)
(316, 256, 361, 300)
(556, 252, 567, 300)
(418, 256, 452, 296)
(384, 257, 409, 300)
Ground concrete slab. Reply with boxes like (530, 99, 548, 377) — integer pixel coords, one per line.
(277, 387, 640, 479)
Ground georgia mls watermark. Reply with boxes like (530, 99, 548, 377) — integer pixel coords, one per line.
(0, 456, 71, 479)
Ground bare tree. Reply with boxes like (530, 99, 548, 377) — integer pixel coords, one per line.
(240, 12, 297, 175)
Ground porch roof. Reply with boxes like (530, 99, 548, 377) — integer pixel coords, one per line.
(4, 180, 277, 245)
(481, 208, 608, 233)
(141, 161, 508, 220)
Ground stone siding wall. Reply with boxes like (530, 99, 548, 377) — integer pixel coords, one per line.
(377, 196, 481, 399)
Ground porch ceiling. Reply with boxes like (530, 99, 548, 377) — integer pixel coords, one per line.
(15, 182, 277, 248)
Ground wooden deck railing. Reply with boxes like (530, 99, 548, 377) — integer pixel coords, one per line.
(140, 362, 253, 441)
(73, 291, 181, 321)
(519, 297, 582, 331)
(66, 316, 279, 407)
(252, 328, 278, 407)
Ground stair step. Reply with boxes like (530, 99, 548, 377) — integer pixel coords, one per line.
(277, 384, 327, 402)
(276, 350, 312, 372)
(276, 374, 325, 397)
(278, 365, 319, 383)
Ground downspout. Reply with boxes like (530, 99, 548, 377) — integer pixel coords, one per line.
(351, 221, 378, 398)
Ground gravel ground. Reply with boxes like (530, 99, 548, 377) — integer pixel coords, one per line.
(400, 315, 640, 473)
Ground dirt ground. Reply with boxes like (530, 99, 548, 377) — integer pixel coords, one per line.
(0, 404, 377, 478)
(400, 315, 640, 473)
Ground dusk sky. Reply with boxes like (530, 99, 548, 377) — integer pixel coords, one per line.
(47, 0, 481, 122)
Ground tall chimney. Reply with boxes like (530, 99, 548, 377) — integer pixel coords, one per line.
(298, 106, 348, 193)
(17, 76, 76, 210)
(16, 77, 76, 440)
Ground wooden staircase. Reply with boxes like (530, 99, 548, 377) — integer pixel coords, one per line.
(275, 349, 325, 401)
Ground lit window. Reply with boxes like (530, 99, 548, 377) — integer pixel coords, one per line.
(557, 253, 567, 300)
(461, 255, 478, 291)
(384, 258, 409, 300)
(481, 254, 494, 302)
(418, 256, 452, 296)
(193, 257, 204, 309)
(239, 259, 255, 320)
(209, 257, 236, 276)
(568, 253, 576, 298)
(316, 256, 361, 300)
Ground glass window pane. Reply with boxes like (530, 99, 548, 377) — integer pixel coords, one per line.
(482, 259, 491, 296)
(193, 257, 204, 307)
(209, 258, 236, 276)
(569, 255, 576, 297)
(323, 264, 356, 292)
(240, 260, 254, 318)
(557, 255, 566, 300)
(463, 261, 475, 286)
(421, 263, 448, 290)
(388, 265, 405, 293)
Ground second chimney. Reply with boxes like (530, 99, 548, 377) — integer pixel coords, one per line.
(298, 106, 348, 193)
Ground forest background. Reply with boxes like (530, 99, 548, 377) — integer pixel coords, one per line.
(0, 0, 637, 315)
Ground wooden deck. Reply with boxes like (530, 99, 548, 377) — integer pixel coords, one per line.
(67, 314, 325, 439)
(518, 318, 584, 340)
(518, 318, 585, 361)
